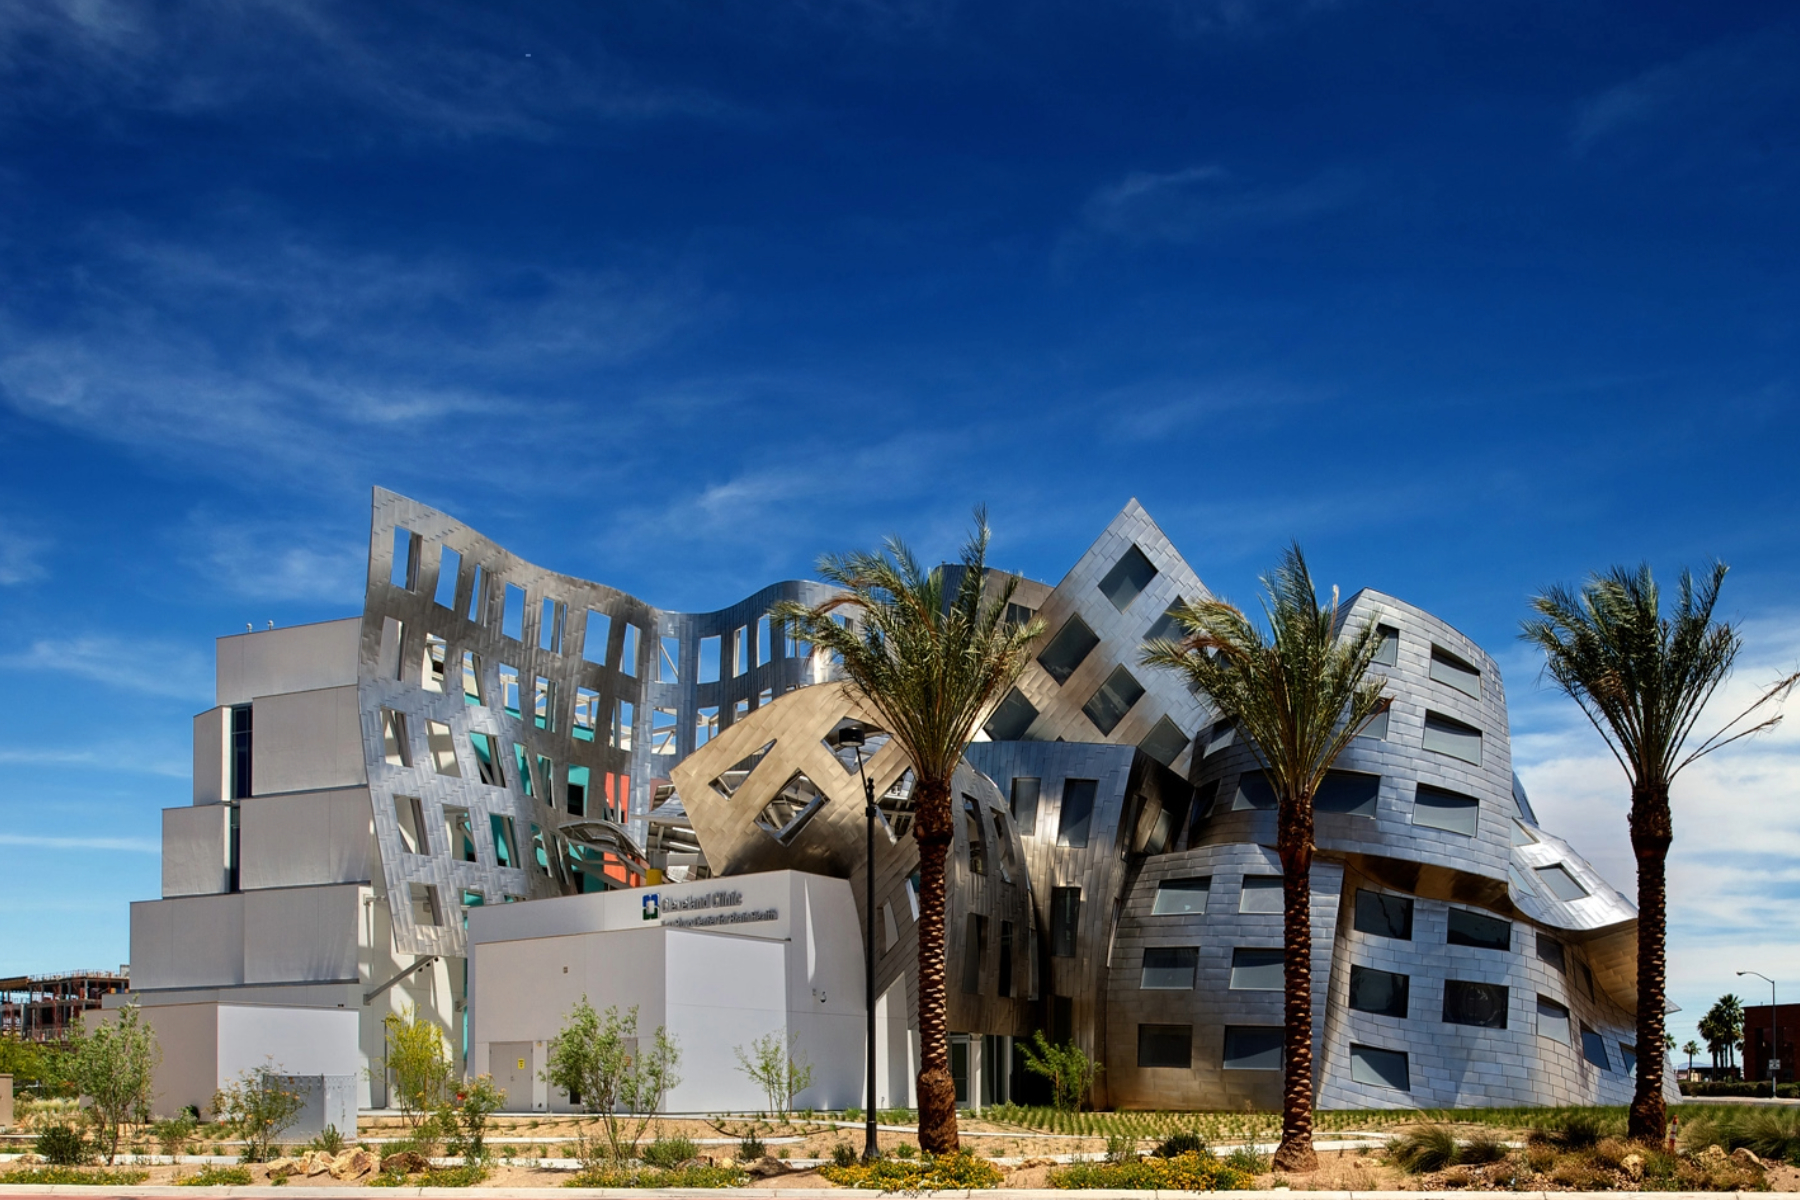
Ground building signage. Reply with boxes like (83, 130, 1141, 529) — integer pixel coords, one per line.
(641, 887, 779, 929)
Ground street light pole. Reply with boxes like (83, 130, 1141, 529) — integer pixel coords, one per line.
(845, 727, 881, 1162)
(1739, 971, 1779, 1099)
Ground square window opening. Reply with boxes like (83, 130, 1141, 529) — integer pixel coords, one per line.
(1239, 875, 1283, 914)
(1082, 664, 1145, 735)
(1222, 1026, 1282, 1071)
(1348, 965, 1409, 1018)
(983, 687, 1038, 741)
(1446, 907, 1511, 952)
(1152, 876, 1211, 916)
(1097, 544, 1158, 612)
(1140, 946, 1199, 990)
(1037, 615, 1100, 685)
(426, 720, 460, 777)
(1353, 889, 1414, 940)
(1229, 947, 1283, 990)
(756, 771, 827, 844)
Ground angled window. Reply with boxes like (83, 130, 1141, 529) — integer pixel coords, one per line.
(489, 814, 518, 869)
(573, 687, 600, 742)
(710, 740, 775, 799)
(433, 546, 461, 609)
(1082, 665, 1145, 735)
(961, 914, 986, 995)
(755, 772, 826, 842)
(1037, 615, 1099, 685)
(469, 732, 504, 788)
(1577, 959, 1596, 1000)
(906, 869, 921, 920)
(501, 583, 525, 641)
(393, 795, 427, 855)
(408, 883, 442, 927)
(1536, 933, 1567, 973)
(534, 676, 555, 731)
(1581, 1024, 1611, 1070)
(1144, 601, 1188, 644)
(1413, 784, 1479, 836)
(467, 564, 489, 624)
(757, 614, 772, 667)
(1509, 864, 1538, 897)
(964, 798, 988, 876)
(1443, 980, 1508, 1028)
(1357, 708, 1390, 740)
(1230, 947, 1283, 990)
(1537, 996, 1572, 1043)
(612, 699, 634, 751)
(583, 610, 610, 665)
(1138, 716, 1189, 768)
(1204, 722, 1236, 757)
(422, 634, 447, 693)
(1621, 1043, 1638, 1077)
(1190, 779, 1220, 827)
(380, 708, 411, 768)
(1152, 876, 1210, 916)
(1097, 544, 1158, 612)
(1222, 1026, 1281, 1070)
(1353, 889, 1413, 940)
(619, 624, 640, 677)
(461, 651, 483, 706)
(1422, 711, 1482, 764)
(1004, 601, 1036, 630)
(1315, 770, 1380, 816)
(1239, 875, 1282, 914)
(444, 806, 477, 863)
(497, 663, 520, 719)
(391, 527, 420, 590)
(1010, 777, 1040, 831)
(983, 687, 1038, 741)
(1536, 864, 1591, 902)
(1429, 645, 1482, 698)
(540, 598, 565, 653)
(1348, 965, 1409, 1017)
(1349, 1044, 1410, 1091)
(1051, 886, 1080, 957)
(1446, 907, 1510, 951)
(1140, 946, 1199, 990)
(567, 765, 589, 816)
(660, 635, 680, 683)
(1233, 771, 1277, 811)
(696, 706, 719, 748)
(1138, 1024, 1192, 1069)
(698, 634, 721, 683)
(425, 720, 459, 777)
(511, 743, 534, 797)
(733, 626, 750, 676)
(1057, 778, 1097, 847)
(651, 707, 678, 755)
(882, 903, 899, 954)
(1511, 819, 1538, 846)
(1372, 624, 1399, 666)
(991, 808, 1016, 882)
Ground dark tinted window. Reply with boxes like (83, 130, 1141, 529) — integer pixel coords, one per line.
(1140, 946, 1199, 990)
(1037, 615, 1100, 685)
(1057, 779, 1097, 847)
(1152, 877, 1210, 916)
(1315, 770, 1380, 816)
(1145, 603, 1187, 644)
(1010, 777, 1040, 831)
(1098, 545, 1158, 612)
(1082, 665, 1145, 734)
(1536, 933, 1566, 972)
(1234, 771, 1277, 811)
(1350, 1044, 1410, 1090)
(1442, 980, 1509, 1028)
(983, 688, 1038, 741)
(1347, 966, 1409, 1018)
(1446, 908, 1511, 951)
(1229, 948, 1283, 990)
(1353, 890, 1413, 940)
(1138, 716, 1189, 768)
(1051, 887, 1080, 957)
(1222, 1026, 1282, 1070)
(1581, 1025, 1611, 1070)
(1137, 1024, 1192, 1068)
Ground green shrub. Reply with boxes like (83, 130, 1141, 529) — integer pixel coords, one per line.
(0, 1167, 150, 1185)
(152, 1115, 197, 1158)
(1389, 1125, 1460, 1173)
(1460, 1134, 1509, 1165)
(369, 1164, 489, 1188)
(35, 1122, 92, 1166)
(1224, 1145, 1270, 1174)
(1683, 1105, 1800, 1163)
(308, 1124, 346, 1155)
(821, 1150, 1004, 1190)
(737, 1131, 765, 1159)
(1154, 1129, 1207, 1158)
(641, 1134, 699, 1168)
(565, 1163, 746, 1188)
(893, 1140, 917, 1159)
(1049, 1151, 1252, 1190)
(179, 1165, 254, 1186)
(831, 1142, 858, 1167)
(1104, 1132, 1138, 1162)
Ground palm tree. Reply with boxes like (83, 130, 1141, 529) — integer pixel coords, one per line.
(1142, 545, 1389, 1171)
(1522, 564, 1796, 1139)
(773, 509, 1043, 1154)
(1710, 994, 1747, 1075)
(1681, 1040, 1699, 1082)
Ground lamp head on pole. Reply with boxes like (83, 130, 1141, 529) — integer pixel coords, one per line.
(838, 725, 866, 747)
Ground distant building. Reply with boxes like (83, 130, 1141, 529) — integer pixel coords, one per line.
(1743, 1004, 1800, 1085)
(1, 970, 129, 1042)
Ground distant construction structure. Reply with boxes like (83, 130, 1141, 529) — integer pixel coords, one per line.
(0, 970, 130, 1042)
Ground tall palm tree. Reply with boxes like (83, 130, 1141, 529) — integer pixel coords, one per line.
(1523, 564, 1795, 1139)
(773, 509, 1043, 1155)
(1681, 1040, 1699, 1081)
(1142, 545, 1389, 1171)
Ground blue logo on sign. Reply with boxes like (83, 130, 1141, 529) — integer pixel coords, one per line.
(642, 893, 659, 920)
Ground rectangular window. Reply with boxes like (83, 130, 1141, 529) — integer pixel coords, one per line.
(620, 624, 640, 676)
(426, 720, 459, 777)
(1512, 818, 1538, 846)
(444, 806, 477, 863)
(1239, 875, 1282, 914)
(381, 708, 411, 767)
(461, 651, 483, 706)
(1229, 947, 1283, 990)
(1443, 980, 1509, 1028)
(1138, 716, 1190, 770)
(583, 610, 610, 665)
(1137, 1024, 1192, 1068)
(1536, 933, 1567, 972)
(1051, 887, 1080, 957)
(1222, 1026, 1281, 1070)
(612, 700, 634, 751)
(1578, 960, 1596, 1000)
(1005, 601, 1036, 629)
(751, 614, 768, 666)
(997, 921, 1013, 997)
(1357, 708, 1390, 740)
(421, 634, 447, 693)
(394, 795, 427, 855)
(1621, 1043, 1638, 1076)
(498, 663, 520, 719)
(1315, 770, 1380, 816)
(1353, 889, 1413, 939)
(534, 676, 555, 731)
(391, 527, 420, 590)
(1537, 996, 1572, 1043)
(1422, 711, 1482, 764)
(469, 732, 504, 787)
(1037, 615, 1099, 685)
(983, 687, 1038, 741)
(1349, 1044, 1410, 1091)
(733, 626, 749, 676)
(1140, 946, 1199, 990)
(489, 813, 518, 869)
(1082, 664, 1145, 735)
(1348, 965, 1409, 1017)
(1413, 784, 1479, 836)
(540, 599, 564, 653)
(573, 687, 600, 742)
(434, 545, 461, 608)
(1204, 722, 1236, 757)
(501, 583, 525, 641)
(659, 635, 680, 683)
(1446, 907, 1511, 952)
(1233, 771, 1276, 811)
(1536, 864, 1591, 902)
(698, 635, 721, 683)
(652, 707, 679, 755)
(964, 799, 987, 876)
(1429, 645, 1482, 698)
(230, 705, 253, 800)
(1581, 1024, 1611, 1070)
(1097, 544, 1158, 612)
(1152, 876, 1210, 916)
(467, 564, 489, 624)
(1372, 624, 1399, 666)
(1145, 602, 1187, 644)
(567, 764, 589, 816)
(961, 914, 986, 995)
(882, 903, 899, 954)
(511, 743, 534, 797)
(1057, 778, 1097, 847)
(1010, 777, 1040, 831)
(696, 706, 719, 748)
(906, 869, 921, 920)
(408, 882, 441, 927)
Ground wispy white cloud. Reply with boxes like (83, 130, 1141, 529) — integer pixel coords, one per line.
(0, 832, 160, 854)
(1081, 164, 1360, 245)
(173, 511, 367, 605)
(0, 635, 214, 701)
(0, 523, 49, 584)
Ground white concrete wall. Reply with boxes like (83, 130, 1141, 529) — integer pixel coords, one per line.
(783, 874, 869, 1110)
(241, 789, 373, 889)
(252, 686, 366, 796)
(192, 707, 228, 806)
(162, 806, 229, 897)
(216, 619, 360, 709)
(245, 885, 365, 984)
(217, 1005, 361, 1086)
(664, 930, 788, 1112)
(131, 894, 246, 990)
(96, 1002, 219, 1118)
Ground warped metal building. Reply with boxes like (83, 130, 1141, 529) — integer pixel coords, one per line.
(120, 488, 1662, 1114)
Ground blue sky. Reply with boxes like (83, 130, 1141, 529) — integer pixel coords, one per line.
(2, 0, 1796, 1054)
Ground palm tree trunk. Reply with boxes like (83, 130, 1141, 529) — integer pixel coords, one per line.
(913, 777, 960, 1154)
(1272, 801, 1316, 1172)
(1628, 781, 1672, 1142)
